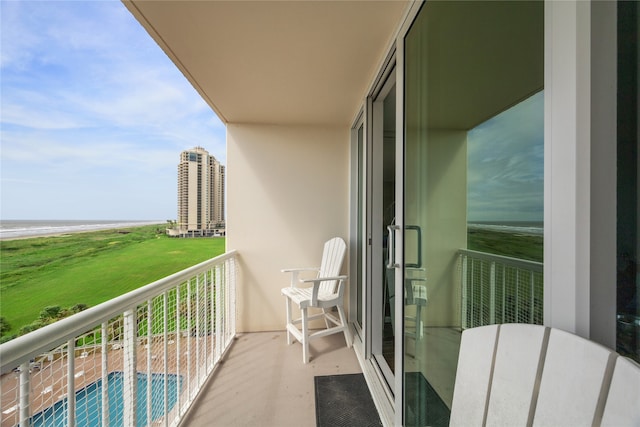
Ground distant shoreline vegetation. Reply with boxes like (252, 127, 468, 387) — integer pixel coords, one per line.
(0, 225, 225, 341)
(468, 221, 543, 236)
(467, 221, 543, 263)
(0, 219, 165, 240)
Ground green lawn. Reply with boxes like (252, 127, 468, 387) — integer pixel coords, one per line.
(467, 228, 543, 263)
(0, 225, 225, 337)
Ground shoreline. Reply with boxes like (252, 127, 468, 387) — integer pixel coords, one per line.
(467, 223, 543, 236)
(0, 221, 165, 241)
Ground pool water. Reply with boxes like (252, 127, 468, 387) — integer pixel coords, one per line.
(31, 372, 182, 427)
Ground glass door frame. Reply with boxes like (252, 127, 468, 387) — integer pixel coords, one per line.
(370, 66, 398, 393)
(348, 28, 411, 425)
(349, 111, 366, 347)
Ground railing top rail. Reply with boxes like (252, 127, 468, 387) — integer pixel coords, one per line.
(0, 250, 237, 373)
(458, 249, 543, 271)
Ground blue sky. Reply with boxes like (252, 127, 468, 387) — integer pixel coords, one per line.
(467, 91, 544, 223)
(1, 1, 226, 220)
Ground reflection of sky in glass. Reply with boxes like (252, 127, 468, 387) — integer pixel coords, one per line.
(467, 91, 544, 222)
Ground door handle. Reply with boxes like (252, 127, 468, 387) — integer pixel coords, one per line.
(387, 225, 400, 269)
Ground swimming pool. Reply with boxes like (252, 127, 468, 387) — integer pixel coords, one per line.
(30, 372, 182, 427)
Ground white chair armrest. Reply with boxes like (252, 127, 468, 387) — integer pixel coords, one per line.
(282, 267, 319, 287)
(281, 267, 319, 273)
(300, 275, 347, 284)
(301, 276, 347, 306)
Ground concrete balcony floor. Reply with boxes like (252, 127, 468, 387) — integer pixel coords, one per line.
(182, 331, 362, 427)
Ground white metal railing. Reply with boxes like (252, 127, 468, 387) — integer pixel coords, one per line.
(459, 249, 543, 329)
(0, 251, 237, 427)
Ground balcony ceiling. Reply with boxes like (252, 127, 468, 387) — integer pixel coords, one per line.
(123, 0, 410, 126)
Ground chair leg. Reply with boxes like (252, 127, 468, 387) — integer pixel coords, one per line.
(301, 307, 309, 363)
(322, 308, 331, 329)
(285, 297, 293, 345)
(337, 305, 352, 348)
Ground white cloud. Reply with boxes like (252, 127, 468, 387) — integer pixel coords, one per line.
(467, 91, 544, 222)
(0, 1, 226, 220)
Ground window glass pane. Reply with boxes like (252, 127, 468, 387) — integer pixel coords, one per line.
(466, 91, 544, 327)
(403, 1, 544, 425)
(616, 0, 639, 363)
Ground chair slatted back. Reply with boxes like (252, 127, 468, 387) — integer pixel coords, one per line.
(486, 324, 547, 426)
(601, 356, 640, 426)
(451, 325, 635, 427)
(533, 328, 616, 426)
(317, 237, 346, 295)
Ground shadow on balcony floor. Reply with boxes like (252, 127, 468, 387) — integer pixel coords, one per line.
(182, 331, 362, 427)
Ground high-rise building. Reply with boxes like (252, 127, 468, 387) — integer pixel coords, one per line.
(177, 146, 225, 232)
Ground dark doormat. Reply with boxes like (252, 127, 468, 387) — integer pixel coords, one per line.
(404, 371, 450, 427)
(314, 373, 382, 427)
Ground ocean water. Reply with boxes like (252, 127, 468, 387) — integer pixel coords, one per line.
(468, 221, 543, 236)
(0, 220, 163, 240)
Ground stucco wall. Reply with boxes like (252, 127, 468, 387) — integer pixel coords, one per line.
(226, 124, 350, 332)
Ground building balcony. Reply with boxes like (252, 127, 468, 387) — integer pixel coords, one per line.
(0, 247, 549, 427)
(1, 252, 238, 427)
(0, 251, 363, 427)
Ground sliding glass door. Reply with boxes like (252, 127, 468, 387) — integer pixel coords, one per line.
(351, 4, 544, 424)
(402, 2, 544, 425)
(351, 67, 398, 394)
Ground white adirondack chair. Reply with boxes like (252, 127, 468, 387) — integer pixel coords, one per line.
(281, 237, 353, 363)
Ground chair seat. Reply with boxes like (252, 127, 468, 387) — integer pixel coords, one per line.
(281, 286, 339, 309)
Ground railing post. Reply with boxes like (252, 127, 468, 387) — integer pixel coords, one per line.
(145, 300, 152, 427)
(227, 262, 231, 343)
(489, 261, 496, 324)
(196, 273, 201, 386)
(175, 284, 182, 416)
(230, 258, 237, 337)
(186, 280, 192, 400)
(163, 291, 169, 427)
(208, 267, 216, 369)
(146, 300, 153, 427)
(202, 269, 209, 373)
(223, 263, 228, 344)
(19, 361, 29, 427)
(101, 322, 109, 427)
(461, 254, 468, 330)
(502, 266, 507, 323)
(123, 308, 137, 427)
(67, 339, 76, 427)
(215, 265, 222, 361)
(515, 270, 520, 322)
(530, 270, 535, 324)
(470, 259, 476, 328)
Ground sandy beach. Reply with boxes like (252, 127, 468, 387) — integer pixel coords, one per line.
(0, 220, 164, 241)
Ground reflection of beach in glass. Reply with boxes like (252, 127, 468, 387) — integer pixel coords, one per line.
(466, 92, 544, 263)
(468, 221, 543, 236)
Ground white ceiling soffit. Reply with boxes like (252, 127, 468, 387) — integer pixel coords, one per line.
(124, 0, 410, 126)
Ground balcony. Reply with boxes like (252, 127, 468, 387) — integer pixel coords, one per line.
(0, 251, 361, 427)
(0, 248, 546, 427)
(1, 252, 238, 427)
